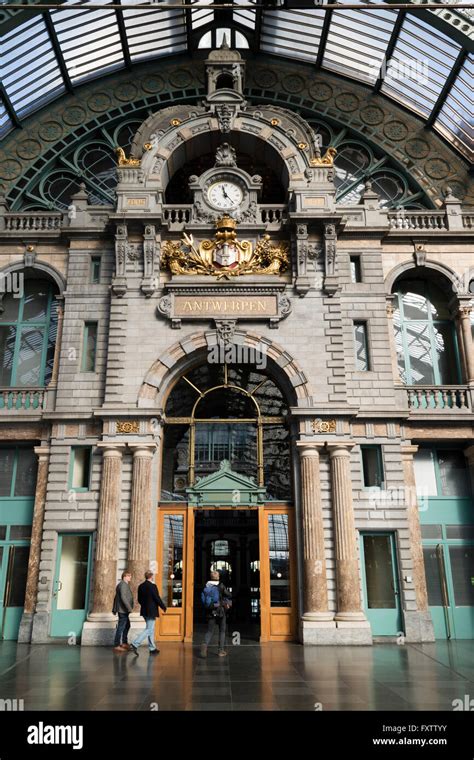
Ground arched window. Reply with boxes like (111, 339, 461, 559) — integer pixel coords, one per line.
(0, 278, 58, 388)
(161, 363, 291, 502)
(393, 278, 460, 385)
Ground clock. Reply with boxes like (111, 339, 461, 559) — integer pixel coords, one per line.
(207, 180, 243, 211)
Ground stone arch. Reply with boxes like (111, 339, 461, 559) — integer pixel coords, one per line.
(138, 328, 312, 410)
(0, 259, 66, 296)
(134, 102, 323, 192)
(385, 259, 462, 298)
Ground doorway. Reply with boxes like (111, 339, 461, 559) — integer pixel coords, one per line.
(50, 533, 92, 639)
(360, 532, 403, 636)
(193, 509, 260, 643)
(0, 543, 30, 640)
(423, 537, 474, 640)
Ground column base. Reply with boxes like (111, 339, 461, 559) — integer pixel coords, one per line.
(81, 616, 146, 646)
(334, 611, 369, 623)
(403, 611, 436, 643)
(302, 611, 335, 622)
(301, 617, 373, 645)
(17, 612, 34, 643)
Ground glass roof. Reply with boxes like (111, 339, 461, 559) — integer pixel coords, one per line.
(0, 1, 472, 162)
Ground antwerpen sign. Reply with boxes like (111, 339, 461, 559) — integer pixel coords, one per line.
(157, 287, 291, 328)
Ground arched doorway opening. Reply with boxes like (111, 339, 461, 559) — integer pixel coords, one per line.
(156, 361, 297, 644)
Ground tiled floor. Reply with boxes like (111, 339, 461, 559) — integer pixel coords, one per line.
(0, 640, 472, 711)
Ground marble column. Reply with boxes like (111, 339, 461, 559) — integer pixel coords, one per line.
(457, 304, 474, 383)
(89, 443, 125, 616)
(327, 443, 367, 623)
(401, 445, 428, 611)
(400, 444, 435, 642)
(18, 446, 50, 643)
(297, 443, 332, 622)
(128, 444, 156, 607)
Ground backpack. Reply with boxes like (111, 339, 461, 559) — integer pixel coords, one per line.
(201, 584, 220, 611)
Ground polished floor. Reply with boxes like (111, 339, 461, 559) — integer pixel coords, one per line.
(0, 640, 472, 711)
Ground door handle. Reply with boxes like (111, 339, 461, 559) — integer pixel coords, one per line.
(52, 580, 63, 598)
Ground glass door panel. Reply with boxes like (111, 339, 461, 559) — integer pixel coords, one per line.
(50, 534, 91, 638)
(361, 533, 402, 635)
(259, 508, 296, 641)
(157, 509, 188, 641)
(2, 545, 29, 640)
(448, 545, 474, 639)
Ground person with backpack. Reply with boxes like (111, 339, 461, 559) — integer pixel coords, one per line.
(200, 570, 232, 658)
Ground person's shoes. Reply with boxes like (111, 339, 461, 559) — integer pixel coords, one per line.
(119, 644, 130, 650)
(149, 649, 160, 655)
(130, 644, 139, 656)
(218, 649, 227, 657)
(113, 646, 125, 653)
(200, 644, 208, 659)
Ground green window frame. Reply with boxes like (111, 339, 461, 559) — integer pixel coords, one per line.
(68, 447, 92, 492)
(361, 445, 385, 490)
(393, 281, 461, 386)
(414, 446, 471, 499)
(90, 256, 101, 284)
(0, 446, 37, 526)
(81, 321, 98, 372)
(353, 321, 370, 371)
(0, 279, 57, 388)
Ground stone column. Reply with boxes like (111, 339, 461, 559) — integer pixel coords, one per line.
(18, 446, 50, 643)
(386, 295, 401, 383)
(297, 443, 332, 622)
(128, 444, 156, 606)
(89, 443, 125, 616)
(457, 304, 474, 383)
(327, 443, 367, 624)
(400, 444, 435, 642)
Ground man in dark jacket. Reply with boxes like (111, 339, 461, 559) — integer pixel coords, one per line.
(112, 570, 134, 652)
(130, 571, 167, 656)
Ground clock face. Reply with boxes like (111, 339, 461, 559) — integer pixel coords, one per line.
(207, 181, 243, 210)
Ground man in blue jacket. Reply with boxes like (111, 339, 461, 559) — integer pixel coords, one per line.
(130, 571, 167, 656)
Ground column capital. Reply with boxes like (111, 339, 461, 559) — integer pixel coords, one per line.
(97, 442, 126, 457)
(400, 444, 419, 458)
(296, 441, 325, 457)
(129, 443, 157, 457)
(33, 445, 50, 460)
(327, 441, 355, 457)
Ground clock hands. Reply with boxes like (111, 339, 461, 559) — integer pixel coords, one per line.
(221, 184, 231, 201)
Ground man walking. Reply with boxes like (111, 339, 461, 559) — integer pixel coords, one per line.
(200, 570, 232, 658)
(130, 571, 167, 656)
(112, 570, 134, 652)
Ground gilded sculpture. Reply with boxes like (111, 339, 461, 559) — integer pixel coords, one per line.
(310, 147, 337, 166)
(161, 216, 289, 279)
(115, 147, 141, 167)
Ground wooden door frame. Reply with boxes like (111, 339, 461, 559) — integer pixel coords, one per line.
(157, 503, 297, 643)
(259, 505, 297, 642)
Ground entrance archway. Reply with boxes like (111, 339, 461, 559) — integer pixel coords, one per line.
(155, 359, 298, 643)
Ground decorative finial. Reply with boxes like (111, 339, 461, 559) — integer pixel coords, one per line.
(221, 34, 230, 50)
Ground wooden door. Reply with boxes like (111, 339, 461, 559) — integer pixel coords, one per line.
(259, 506, 297, 642)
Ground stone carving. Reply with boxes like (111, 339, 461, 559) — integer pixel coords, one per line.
(127, 243, 142, 262)
(278, 295, 292, 316)
(141, 224, 158, 297)
(215, 143, 237, 167)
(157, 295, 172, 317)
(192, 200, 217, 224)
(216, 104, 235, 133)
(313, 419, 337, 434)
(116, 421, 140, 434)
(236, 201, 257, 223)
(215, 319, 237, 343)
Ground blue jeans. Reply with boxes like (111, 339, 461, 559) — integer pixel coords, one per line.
(132, 618, 157, 651)
(114, 612, 131, 646)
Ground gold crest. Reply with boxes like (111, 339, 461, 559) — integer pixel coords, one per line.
(161, 217, 289, 279)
